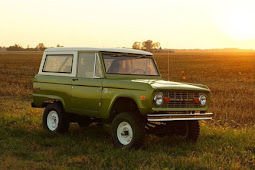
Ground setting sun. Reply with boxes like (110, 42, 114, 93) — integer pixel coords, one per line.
(220, 8, 255, 40)
(212, 0, 255, 40)
(1, 0, 255, 49)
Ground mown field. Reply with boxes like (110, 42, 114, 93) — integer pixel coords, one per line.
(0, 51, 255, 169)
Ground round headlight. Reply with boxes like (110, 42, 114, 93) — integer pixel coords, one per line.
(199, 94, 207, 106)
(154, 93, 164, 106)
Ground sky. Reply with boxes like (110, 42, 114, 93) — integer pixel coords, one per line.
(0, 0, 255, 49)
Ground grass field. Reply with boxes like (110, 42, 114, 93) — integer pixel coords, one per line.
(0, 51, 255, 169)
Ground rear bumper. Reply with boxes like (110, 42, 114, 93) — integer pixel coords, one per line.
(147, 113, 213, 122)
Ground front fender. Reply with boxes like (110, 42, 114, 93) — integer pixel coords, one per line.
(100, 88, 151, 119)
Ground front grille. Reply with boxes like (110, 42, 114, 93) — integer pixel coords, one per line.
(162, 91, 200, 108)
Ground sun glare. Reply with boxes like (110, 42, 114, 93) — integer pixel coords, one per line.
(222, 9, 255, 40)
(213, 1, 255, 40)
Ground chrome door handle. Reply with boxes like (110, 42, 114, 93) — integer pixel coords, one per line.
(72, 78, 79, 81)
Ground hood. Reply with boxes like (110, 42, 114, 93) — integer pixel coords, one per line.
(132, 79, 210, 92)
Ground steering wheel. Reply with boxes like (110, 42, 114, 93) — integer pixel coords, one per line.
(132, 69, 145, 74)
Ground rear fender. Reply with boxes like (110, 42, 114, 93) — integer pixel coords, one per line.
(32, 94, 66, 109)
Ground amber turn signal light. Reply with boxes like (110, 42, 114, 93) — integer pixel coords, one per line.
(140, 96, 146, 100)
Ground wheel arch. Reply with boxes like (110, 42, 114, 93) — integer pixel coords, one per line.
(41, 96, 66, 111)
(107, 96, 144, 122)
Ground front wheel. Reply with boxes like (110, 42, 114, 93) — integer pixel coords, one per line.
(42, 103, 69, 133)
(186, 120, 200, 142)
(173, 121, 200, 142)
(111, 112, 145, 149)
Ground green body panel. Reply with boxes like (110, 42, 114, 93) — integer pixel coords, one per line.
(100, 79, 154, 118)
(132, 79, 210, 91)
(70, 78, 103, 116)
(31, 51, 211, 119)
(32, 75, 72, 110)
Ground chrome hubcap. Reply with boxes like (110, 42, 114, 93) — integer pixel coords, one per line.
(47, 111, 59, 131)
(117, 122, 133, 145)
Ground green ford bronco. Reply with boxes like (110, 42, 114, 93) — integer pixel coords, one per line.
(30, 47, 213, 149)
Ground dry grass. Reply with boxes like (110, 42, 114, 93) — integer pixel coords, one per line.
(0, 51, 254, 126)
(0, 97, 255, 169)
(0, 51, 255, 169)
(0, 51, 41, 96)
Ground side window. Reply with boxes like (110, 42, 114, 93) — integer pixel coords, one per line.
(77, 53, 103, 78)
(77, 53, 95, 78)
(43, 55, 73, 73)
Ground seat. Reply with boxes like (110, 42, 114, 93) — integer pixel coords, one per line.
(107, 59, 120, 73)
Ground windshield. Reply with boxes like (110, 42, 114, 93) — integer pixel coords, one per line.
(102, 54, 159, 76)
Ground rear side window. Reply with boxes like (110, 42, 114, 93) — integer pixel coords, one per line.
(43, 55, 73, 73)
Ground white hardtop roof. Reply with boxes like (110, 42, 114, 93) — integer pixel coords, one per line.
(45, 47, 153, 56)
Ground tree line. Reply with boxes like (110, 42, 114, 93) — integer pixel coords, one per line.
(1, 40, 162, 52)
(0, 43, 63, 51)
(132, 40, 162, 52)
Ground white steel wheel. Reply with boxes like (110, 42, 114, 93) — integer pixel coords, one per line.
(112, 112, 145, 149)
(117, 121, 133, 145)
(47, 110, 59, 131)
(43, 103, 69, 133)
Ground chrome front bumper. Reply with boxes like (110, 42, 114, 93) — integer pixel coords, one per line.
(147, 113, 213, 122)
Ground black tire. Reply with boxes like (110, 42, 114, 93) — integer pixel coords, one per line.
(155, 133, 166, 138)
(186, 120, 200, 142)
(111, 112, 145, 149)
(169, 121, 200, 142)
(42, 103, 69, 133)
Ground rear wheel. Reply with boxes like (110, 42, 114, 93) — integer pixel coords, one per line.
(43, 103, 69, 133)
(111, 112, 145, 149)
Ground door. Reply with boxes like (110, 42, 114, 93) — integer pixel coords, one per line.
(71, 52, 103, 116)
